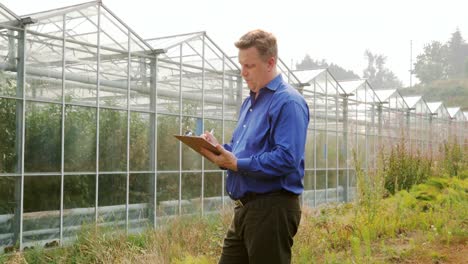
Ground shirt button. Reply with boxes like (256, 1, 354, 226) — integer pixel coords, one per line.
(249, 108, 253, 112)
(243, 124, 246, 128)
(236, 140, 239, 144)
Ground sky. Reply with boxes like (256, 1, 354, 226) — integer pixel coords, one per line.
(3, 0, 467, 87)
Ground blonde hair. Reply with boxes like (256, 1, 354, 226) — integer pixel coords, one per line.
(235, 29, 278, 62)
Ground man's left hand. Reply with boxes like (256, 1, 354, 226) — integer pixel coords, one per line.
(200, 144, 238, 172)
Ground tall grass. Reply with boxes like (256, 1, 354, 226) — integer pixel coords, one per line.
(381, 141, 432, 195)
(1, 140, 467, 263)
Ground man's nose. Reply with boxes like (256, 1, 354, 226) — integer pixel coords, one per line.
(241, 68, 248, 77)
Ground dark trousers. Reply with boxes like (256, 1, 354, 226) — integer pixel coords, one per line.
(219, 192, 301, 264)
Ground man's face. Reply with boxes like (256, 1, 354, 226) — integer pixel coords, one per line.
(238, 47, 273, 93)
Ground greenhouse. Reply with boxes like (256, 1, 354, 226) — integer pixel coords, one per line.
(0, 1, 466, 252)
(373, 89, 409, 152)
(447, 107, 467, 145)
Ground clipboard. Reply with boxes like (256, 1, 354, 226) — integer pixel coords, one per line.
(174, 135, 221, 156)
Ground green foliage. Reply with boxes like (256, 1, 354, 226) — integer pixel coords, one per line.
(399, 79, 468, 110)
(64, 105, 96, 172)
(439, 139, 466, 177)
(382, 142, 432, 195)
(295, 54, 360, 80)
(1, 176, 466, 263)
(413, 41, 449, 84)
(363, 50, 403, 89)
(0, 97, 17, 173)
(414, 28, 468, 84)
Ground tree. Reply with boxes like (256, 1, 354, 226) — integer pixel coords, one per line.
(363, 50, 403, 89)
(296, 54, 359, 80)
(413, 41, 449, 84)
(447, 28, 465, 78)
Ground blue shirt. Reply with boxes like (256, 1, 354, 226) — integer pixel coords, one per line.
(224, 74, 310, 199)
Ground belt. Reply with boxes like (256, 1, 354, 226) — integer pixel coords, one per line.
(233, 190, 297, 208)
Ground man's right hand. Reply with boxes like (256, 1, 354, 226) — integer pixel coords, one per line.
(201, 131, 219, 145)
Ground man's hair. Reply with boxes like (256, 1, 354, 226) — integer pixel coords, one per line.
(235, 29, 278, 62)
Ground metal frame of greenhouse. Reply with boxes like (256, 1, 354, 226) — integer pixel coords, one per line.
(0, 1, 466, 251)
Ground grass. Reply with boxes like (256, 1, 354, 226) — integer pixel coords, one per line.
(1, 175, 466, 263)
(1, 143, 467, 263)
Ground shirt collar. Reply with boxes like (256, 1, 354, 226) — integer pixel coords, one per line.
(249, 74, 283, 97)
(265, 74, 283, 91)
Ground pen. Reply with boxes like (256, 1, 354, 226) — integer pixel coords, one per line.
(209, 128, 214, 135)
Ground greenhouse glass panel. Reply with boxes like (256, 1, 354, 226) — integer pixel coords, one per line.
(0, 31, 18, 97)
(130, 38, 153, 112)
(0, 4, 19, 23)
(63, 174, 95, 238)
(181, 172, 202, 215)
(99, 108, 127, 172)
(327, 170, 338, 202)
(64, 6, 99, 43)
(157, 114, 179, 171)
(315, 130, 327, 169)
(304, 129, 314, 170)
(224, 120, 237, 145)
(224, 75, 241, 121)
(99, 8, 128, 51)
(356, 133, 366, 167)
(203, 118, 222, 171)
(0, 98, 18, 173)
(156, 60, 180, 114)
(315, 170, 326, 205)
(181, 44, 203, 117)
(25, 34, 63, 102)
(98, 174, 126, 227)
(98, 9, 129, 109)
(302, 170, 315, 208)
(327, 132, 338, 168)
(314, 72, 327, 94)
(338, 169, 348, 202)
(129, 173, 153, 232)
(23, 176, 60, 246)
(348, 170, 357, 200)
(25, 102, 61, 173)
(181, 116, 202, 170)
(157, 172, 179, 218)
(98, 48, 129, 109)
(64, 42, 98, 106)
(338, 134, 347, 168)
(204, 172, 223, 213)
(130, 112, 152, 171)
(203, 39, 224, 71)
(204, 75, 223, 119)
(64, 105, 96, 172)
(62, 6, 99, 106)
(0, 177, 17, 250)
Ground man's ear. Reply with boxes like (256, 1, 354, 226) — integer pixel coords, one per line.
(268, 56, 276, 71)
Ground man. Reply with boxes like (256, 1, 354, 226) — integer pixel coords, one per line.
(200, 29, 309, 264)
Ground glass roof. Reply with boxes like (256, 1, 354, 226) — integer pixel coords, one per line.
(402, 96, 422, 109)
(447, 107, 465, 120)
(146, 32, 239, 73)
(22, 1, 97, 21)
(145, 31, 205, 51)
(21, 1, 153, 52)
(293, 69, 326, 84)
(374, 89, 397, 102)
(0, 3, 20, 23)
(426, 102, 443, 114)
(337, 80, 364, 95)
